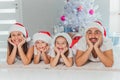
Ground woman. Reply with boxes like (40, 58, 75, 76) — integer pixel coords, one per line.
(7, 23, 34, 65)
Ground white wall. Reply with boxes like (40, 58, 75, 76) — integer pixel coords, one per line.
(22, 0, 65, 36)
(22, 0, 109, 36)
(95, 0, 110, 27)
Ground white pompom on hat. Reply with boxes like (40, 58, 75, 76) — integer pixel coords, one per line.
(32, 31, 52, 45)
(52, 32, 72, 47)
(85, 21, 104, 35)
(9, 22, 30, 41)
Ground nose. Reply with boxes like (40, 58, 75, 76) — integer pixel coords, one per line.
(14, 35, 18, 39)
(91, 33, 95, 38)
(58, 44, 63, 47)
(38, 42, 44, 47)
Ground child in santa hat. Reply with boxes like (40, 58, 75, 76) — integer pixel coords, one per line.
(49, 33, 74, 67)
(32, 31, 52, 64)
(7, 23, 34, 65)
(75, 22, 113, 67)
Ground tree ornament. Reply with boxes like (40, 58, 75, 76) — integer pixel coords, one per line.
(89, 9, 94, 15)
(60, 15, 66, 21)
(77, 5, 83, 11)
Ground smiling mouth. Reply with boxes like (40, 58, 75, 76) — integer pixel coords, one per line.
(58, 48, 63, 50)
(91, 39, 97, 42)
(89, 38, 97, 42)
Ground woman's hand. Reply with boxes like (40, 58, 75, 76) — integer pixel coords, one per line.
(18, 37, 26, 47)
(8, 38, 17, 47)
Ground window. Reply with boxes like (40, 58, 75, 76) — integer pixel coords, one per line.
(109, 0, 120, 46)
(0, 0, 22, 62)
(109, 0, 120, 33)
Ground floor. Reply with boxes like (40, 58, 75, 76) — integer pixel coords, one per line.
(0, 46, 120, 80)
(0, 67, 120, 80)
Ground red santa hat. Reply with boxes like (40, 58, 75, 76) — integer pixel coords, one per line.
(9, 22, 30, 41)
(9, 22, 28, 38)
(95, 21, 106, 36)
(85, 21, 105, 36)
(32, 31, 52, 44)
(52, 32, 72, 47)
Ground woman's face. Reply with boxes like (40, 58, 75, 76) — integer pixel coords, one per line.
(35, 40, 48, 51)
(55, 36, 68, 52)
(86, 27, 102, 44)
(10, 31, 24, 45)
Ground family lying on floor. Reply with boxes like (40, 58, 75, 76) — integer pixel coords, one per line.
(6, 21, 114, 67)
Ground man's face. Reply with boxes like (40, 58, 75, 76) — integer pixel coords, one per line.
(86, 27, 102, 44)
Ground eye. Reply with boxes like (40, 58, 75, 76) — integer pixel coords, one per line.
(95, 31, 101, 35)
(17, 32, 23, 36)
(41, 41, 45, 43)
(62, 42, 66, 45)
(56, 42, 59, 45)
(35, 41, 39, 44)
(18, 33, 21, 36)
(87, 31, 92, 34)
(11, 34, 15, 37)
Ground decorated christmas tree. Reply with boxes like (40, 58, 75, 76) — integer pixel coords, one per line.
(55, 0, 101, 35)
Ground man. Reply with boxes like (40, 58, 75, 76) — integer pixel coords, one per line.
(75, 22, 114, 67)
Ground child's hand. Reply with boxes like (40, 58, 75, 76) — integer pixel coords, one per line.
(61, 47, 68, 55)
(34, 46, 41, 55)
(54, 47, 60, 55)
(8, 38, 16, 47)
(41, 46, 49, 54)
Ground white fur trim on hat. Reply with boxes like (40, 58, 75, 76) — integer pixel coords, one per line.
(9, 25, 26, 37)
(33, 33, 52, 44)
(85, 22, 104, 35)
(53, 33, 72, 47)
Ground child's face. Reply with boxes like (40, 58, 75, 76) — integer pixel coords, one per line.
(55, 36, 68, 51)
(10, 31, 24, 45)
(35, 40, 48, 51)
(86, 27, 102, 44)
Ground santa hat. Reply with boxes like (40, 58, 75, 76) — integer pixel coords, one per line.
(32, 31, 52, 44)
(95, 21, 106, 36)
(9, 22, 28, 37)
(85, 22, 104, 35)
(52, 33, 72, 47)
(9, 22, 30, 41)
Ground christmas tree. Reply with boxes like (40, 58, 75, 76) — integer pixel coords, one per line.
(56, 0, 101, 35)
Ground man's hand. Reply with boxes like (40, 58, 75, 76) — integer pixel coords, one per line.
(18, 37, 26, 47)
(86, 35, 94, 49)
(94, 34, 103, 48)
